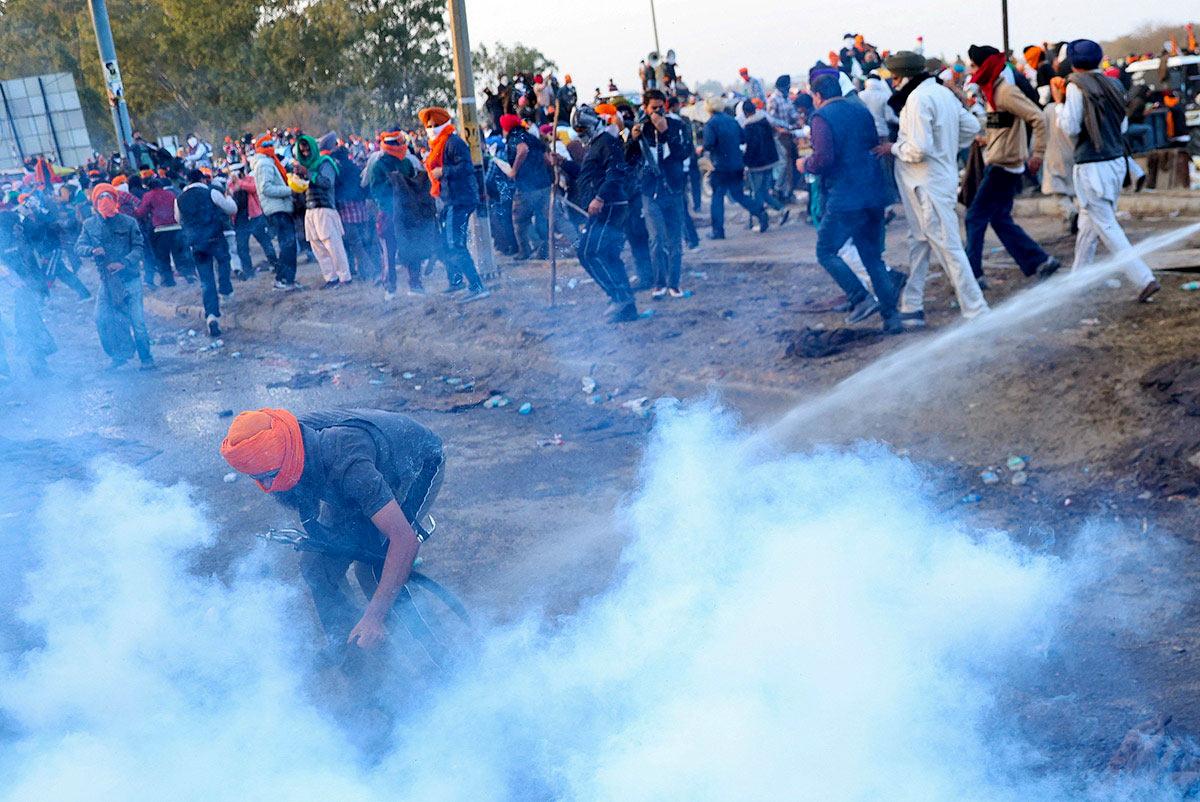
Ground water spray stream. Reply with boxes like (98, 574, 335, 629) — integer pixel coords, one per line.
(759, 223, 1200, 446)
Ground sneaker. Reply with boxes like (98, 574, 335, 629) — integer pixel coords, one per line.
(845, 296, 880, 324)
(407, 286, 427, 296)
(1137, 279, 1161, 303)
(1036, 256, 1062, 279)
(707, 233, 726, 241)
(139, 359, 158, 371)
(383, 290, 395, 301)
(206, 314, 221, 338)
(899, 310, 926, 329)
(651, 287, 668, 299)
(757, 212, 770, 233)
(608, 302, 640, 323)
(443, 283, 466, 294)
(778, 209, 791, 226)
(977, 276, 990, 291)
(458, 288, 491, 304)
(667, 287, 685, 299)
(831, 298, 854, 313)
(233, 269, 246, 281)
(319, 278, 340, 290)
(882, 316, 904, 335)
(273, 280, 295, 291)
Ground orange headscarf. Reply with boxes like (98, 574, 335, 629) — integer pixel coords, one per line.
(424, 124, 456, 199)
(254, 134, 288, 181)
(378, 130, 408, 160)
(219, 409, 305, 492)
(91, 182, 119, 219)
(1024, 46, 1044, 70)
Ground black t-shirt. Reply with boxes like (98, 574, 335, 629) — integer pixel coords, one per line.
(276, 409, 443, 543)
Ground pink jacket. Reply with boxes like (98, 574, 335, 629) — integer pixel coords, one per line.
(236, 175, 263, 219)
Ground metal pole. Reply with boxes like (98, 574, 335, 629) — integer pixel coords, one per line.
(36, 76, 66, 165)
(547, 99, 561, 306)
(649, 0, 662, 56)
(1001, 0, 1010, 57)
(87, 0, 135, 163)
(447, 0, 499, 280)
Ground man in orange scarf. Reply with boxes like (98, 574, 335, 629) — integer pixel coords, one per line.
(418, 106, 489, 301)
(221, 407, 446, 652)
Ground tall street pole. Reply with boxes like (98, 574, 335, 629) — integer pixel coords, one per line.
(87, 0, 134, 162)
(1001, 0, 1010, 56)
(446, 0, 498, 279)
(649, 0, 662, 56)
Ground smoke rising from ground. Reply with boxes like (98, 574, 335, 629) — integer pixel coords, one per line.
(0, 409, 1184, 800)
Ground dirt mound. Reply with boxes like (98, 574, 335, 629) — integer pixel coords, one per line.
(1131, 359, 1200, 496)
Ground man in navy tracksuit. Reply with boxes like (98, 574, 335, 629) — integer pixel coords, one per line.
(630, 89, 689, 298)
(574, 104, 638, 323)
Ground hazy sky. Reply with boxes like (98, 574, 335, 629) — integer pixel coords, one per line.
(465, 0, 1192, 93)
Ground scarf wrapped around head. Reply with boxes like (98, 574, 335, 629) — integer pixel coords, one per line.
(91, 182, 120, 219)
(1024, 46, 1044, 70)
(254, 134, 287, 181)
(219, 408, 305, 493)
(378, 131, 408, 160)
(970, 52, 1008, 109)
(293, 134, 338, 176)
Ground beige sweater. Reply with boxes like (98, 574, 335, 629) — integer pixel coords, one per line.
(983, 80, 1047, 169)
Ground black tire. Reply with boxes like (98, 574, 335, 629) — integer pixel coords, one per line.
(389, 570, 472, 669)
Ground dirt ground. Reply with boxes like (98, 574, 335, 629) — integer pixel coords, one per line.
(4, 199, 1200, 772)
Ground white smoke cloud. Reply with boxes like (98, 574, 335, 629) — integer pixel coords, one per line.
(0, 408, 1182, 801)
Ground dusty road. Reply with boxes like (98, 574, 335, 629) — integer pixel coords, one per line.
(2, 202, 1200, 771)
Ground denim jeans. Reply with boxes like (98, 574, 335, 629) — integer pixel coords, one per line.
(95, 273, 153, 363)
(709, 169, 764, 236)
(441, 204, 484, 290)
(235, 217, 278, 276)
(267, 212, 297, 283)
(965, 165, 1049, 277)
(1124, 123, 1153, 154)
(643, 191, 685, 290)
(576, 204, 633, 306)
(746, 168, 784, 210)
(815, 207, 898, 320)
(191, 234, 233, 318)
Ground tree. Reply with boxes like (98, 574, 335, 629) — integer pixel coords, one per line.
(472, 41, 558, 86)
(1103, 22, 1196, 59)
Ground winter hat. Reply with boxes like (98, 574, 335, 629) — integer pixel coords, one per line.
(884, 51, 927, 78)
(967, 44, 1001, 67)
(775, 74, 792, 92)
(317, 131, 339, 152)
(1067, 39, 1103, 70)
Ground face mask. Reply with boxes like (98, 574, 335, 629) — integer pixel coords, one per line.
(95, 195, 119, 219)
(425, 127, 439, 141)
(187, 137, 198, 147)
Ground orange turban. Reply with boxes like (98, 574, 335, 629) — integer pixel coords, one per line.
(417, 106, 452, 128)
(378, 130, 408, 160)
(1024, 46, 1044, 69)
(91, 182, 119, 219)
(594, 103, 619, 122)
(219, 409, 305, 492)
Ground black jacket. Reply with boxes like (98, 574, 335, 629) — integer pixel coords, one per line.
(576, 131, 628, 206)
(635, 114, 688, 196)
(742, 115, 779, 170)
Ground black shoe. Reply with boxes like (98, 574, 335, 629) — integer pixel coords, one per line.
(899, 310, 927, 329)
(977, 276, 990, 291)
(1135, 174, 1146, 193)
(778, 209, 791, 226)
(757, 212, 770, 233)
(139, 358, 158, 371)
(845, 296, 880, 324)
(443, 283, 466, 294)
(832, 298, 854, 313)
(206, 315, 221, 338)
(608, 302, 640, 323)
(889, 270, 908, 294)
(319, 278, 340, 290)
(882, 316, 904, 335)
(1036, 256, 1062, 279)
(1068, 211, 1079, 235)
(708, 232, 726, 240)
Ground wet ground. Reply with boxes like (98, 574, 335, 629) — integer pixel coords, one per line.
(3, 202, 1200, 772)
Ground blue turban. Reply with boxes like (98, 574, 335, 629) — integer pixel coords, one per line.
(1067, 39, 1103, 70)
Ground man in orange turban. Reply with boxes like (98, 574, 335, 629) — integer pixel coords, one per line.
(221, 408, 447, 652)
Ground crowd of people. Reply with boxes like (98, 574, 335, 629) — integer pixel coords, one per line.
(0, 22, 1196, 376)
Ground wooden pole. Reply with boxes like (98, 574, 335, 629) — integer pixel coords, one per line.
(447, 0, 499, 279)
(548, 96, 561, 306)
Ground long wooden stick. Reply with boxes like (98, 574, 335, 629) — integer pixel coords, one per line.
(548, 93, 561, 307)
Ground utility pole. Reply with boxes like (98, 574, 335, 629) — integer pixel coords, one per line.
(446, 0, 498, 280)
(1001, 0, 1010, 57)
(87, 0, 134, 163)
(649, 0, 662, 56)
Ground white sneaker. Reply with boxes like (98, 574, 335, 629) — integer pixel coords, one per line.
(383, 291, 395, 301)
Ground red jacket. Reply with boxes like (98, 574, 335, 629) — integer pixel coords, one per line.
(236, 176, 263, 219)
(135, 187, 180, 229)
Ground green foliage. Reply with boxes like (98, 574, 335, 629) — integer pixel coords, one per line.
(0, 0, 454, 150)
(472, 41, 558, 85)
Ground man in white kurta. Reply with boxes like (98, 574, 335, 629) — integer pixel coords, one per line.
(1054, 38, 1159, 302)
(881, 51, 989, 327)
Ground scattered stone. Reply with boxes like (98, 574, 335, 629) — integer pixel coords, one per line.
(639, 309, 655, 319)
(518, 402, 533, 415)
(369, 379, 385, 385)
(1181, 281, 1200, 291)
(980, 470, 1000, 485)
(537, 434, 565, 447)
(1011, 471, 1029, 486)
(961, 493, 982, 504)
(621, 397, 652, 417)
(581, 376, 597, 394)
(566, 278, 578, 289)
(222, 472, 238, 484)
(413, 384, 422, 390)
(187, 329, 197, 337)
(1006, 455, 1027, 472)
(1079, 318, 1100, 326)
(402, 372, 416, 379)
(446, 377, 462, 385)
(688, 270, 708, 279)
(217, 409, 234, 418)
(230, 351, 241, 358)
(1138, 491, 1153, 500)
(681, 290, 695, 298)
(483, 395, 509, 409)
(785, 326, 881, 359)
